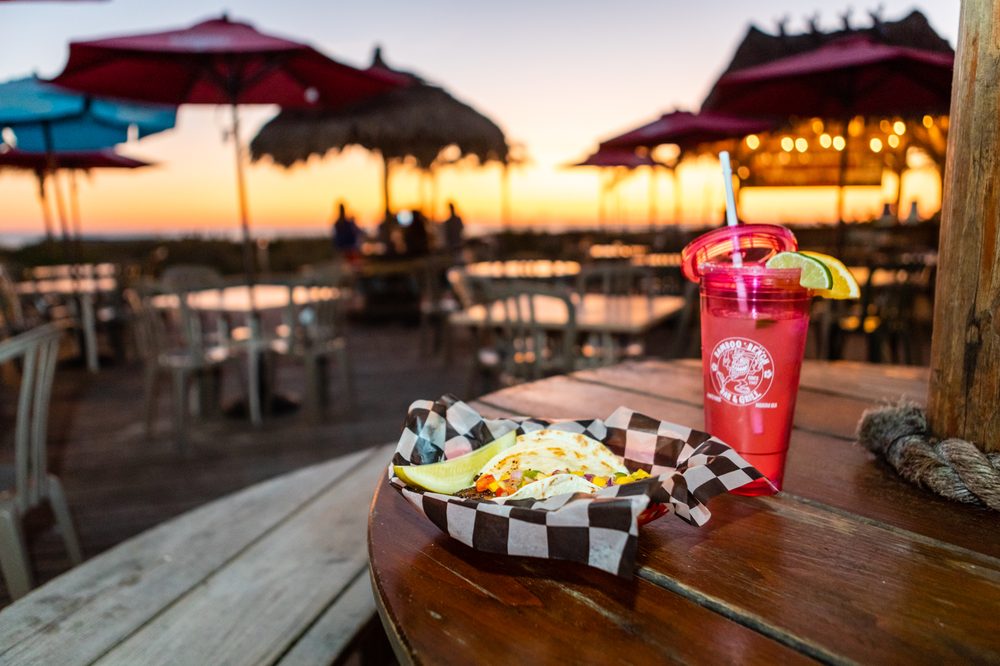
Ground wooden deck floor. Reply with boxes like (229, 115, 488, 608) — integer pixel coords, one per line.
(0, 322, 474, 608)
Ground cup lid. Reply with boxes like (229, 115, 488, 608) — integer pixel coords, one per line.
(681, 224, 798, 283)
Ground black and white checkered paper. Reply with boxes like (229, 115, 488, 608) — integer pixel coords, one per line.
(389, 394, 769, 577)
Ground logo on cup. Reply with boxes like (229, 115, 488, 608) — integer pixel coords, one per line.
(709, 337, 774, 406)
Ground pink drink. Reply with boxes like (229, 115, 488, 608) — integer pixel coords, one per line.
(699, 266, 810, 495)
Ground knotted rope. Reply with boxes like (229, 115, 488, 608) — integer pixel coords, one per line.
(856, 403, 1000, 511)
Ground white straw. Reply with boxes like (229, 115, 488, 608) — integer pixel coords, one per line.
(719, 151, 748, 311)
(719, 151, 742, 267)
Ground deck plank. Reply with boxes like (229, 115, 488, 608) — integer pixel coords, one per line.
(94, 445, 391, 666)
(0, 448, 378, 666)
(276, 571, 376, 666)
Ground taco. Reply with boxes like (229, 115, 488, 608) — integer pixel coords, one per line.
(467, 429, 648, 500)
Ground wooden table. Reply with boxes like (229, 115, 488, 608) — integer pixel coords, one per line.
(0, 444, 392, 665)
(463, 260, 581, 280)
(449, 293, 685, 336)
(369, 360, 1000, 664)
(17, 276, 120, 373)
(151, 283, 345, 314)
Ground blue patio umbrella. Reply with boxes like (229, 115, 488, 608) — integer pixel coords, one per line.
(0, 75, 175, 243)
(0, 75, 176, 152)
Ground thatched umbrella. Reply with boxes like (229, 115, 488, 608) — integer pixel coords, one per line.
(250, 47, 509, 219)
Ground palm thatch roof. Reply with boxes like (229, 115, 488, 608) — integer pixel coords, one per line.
(249, 48, 509, 169)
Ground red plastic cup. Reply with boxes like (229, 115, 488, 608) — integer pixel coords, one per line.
(682, 225, 807, 495)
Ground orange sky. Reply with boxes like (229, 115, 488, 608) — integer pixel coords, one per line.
(0, 2, 958, 241)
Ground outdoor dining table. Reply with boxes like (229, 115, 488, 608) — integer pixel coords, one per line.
(449, 293, 685, 336)
(463, 259, 581, 280)
(16, 275, 119, 373)
(151, 282, 348, 421)
(150, 283, 346, 316)
(368, 359, 1000, 664)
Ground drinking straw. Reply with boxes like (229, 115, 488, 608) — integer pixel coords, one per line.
(719, 151, 748, 309)
(720, 152, 763, 436)
(719, 151, 742, 265)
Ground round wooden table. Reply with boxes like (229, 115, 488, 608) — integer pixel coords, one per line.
(368, 359, 1000, 664)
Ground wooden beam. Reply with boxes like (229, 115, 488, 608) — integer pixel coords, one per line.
(927, 0, 1000, 451)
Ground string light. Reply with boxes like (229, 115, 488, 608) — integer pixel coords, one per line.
(870, 137, 883, 153)
(811, 119, 824, 134)
(737, 166, 750, 179)
(879, 119, 892, 133)
(887, 134, 900, 149)
(780, 136, 794, 152)
(745, 134, 760, 150)
(833, 136, 846, 151)
(893, 121, 906, 135)
(922, 115, 934, 128)
(795, 137, 808, 152)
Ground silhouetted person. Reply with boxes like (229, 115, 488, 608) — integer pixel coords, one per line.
(403, 210, 430, 256)
(331, 201, 361, 259)
(442, 201, 464, 256)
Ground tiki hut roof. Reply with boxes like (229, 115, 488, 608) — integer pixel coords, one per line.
(250, 48, 508, 169)
(701, 10, 953, 110)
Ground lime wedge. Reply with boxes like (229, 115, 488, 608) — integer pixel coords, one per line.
(394, 430, 516, 494)
(800, 251, 861, 299)
(765, 251, 834, 290)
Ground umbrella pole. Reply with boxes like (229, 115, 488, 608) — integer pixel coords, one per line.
(836, 119, 849, 253)
(230, 103, 258, 303)
(69, 169, 84, 260)
(673, 166, 682, 225)
(500, 163, 511, 230)
(381, 153, 392, 221)
(648, 165, 657, 230)
(34, 171, 55, 242)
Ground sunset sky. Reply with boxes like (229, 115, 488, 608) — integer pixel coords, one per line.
(0, 1, 959, 242)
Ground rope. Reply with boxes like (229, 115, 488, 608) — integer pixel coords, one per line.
(856, 403, 1000, 512)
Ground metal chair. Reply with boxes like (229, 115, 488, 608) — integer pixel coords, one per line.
(268, 276, 354, 422)
(126, 288, 235, 452)
(0, 323, 82, 599)
(575, 263, 655, 364)
(469, 281, 580, 394)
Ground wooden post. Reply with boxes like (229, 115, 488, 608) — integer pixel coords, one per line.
(927, 0, 1000, 452)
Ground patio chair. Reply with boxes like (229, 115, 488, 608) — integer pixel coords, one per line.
(0, 264, 27, 337)
(469, 281, 580, 394)
(417, 256, 459, 357)
(268, 276, 354, 422)
(0, 323, 82, 600)
(575, 263, 655, 364)
(126, 288, 236, 452)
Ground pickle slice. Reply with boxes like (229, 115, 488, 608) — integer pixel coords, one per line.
(394, 431, 516, 494)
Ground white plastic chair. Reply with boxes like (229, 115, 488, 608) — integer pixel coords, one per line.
(0, 323, 82, 599)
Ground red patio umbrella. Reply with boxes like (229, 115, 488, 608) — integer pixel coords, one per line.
(704, 35, 954, 118)
(50, 14, 407, 289)
(571, 148, 660, 227)
(0, 148, 151, 246)
(703, 35, 954, 225)
(600, 110, 773, 151)
(572, 148, 658, 169)
(600, 110, 774, 224)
